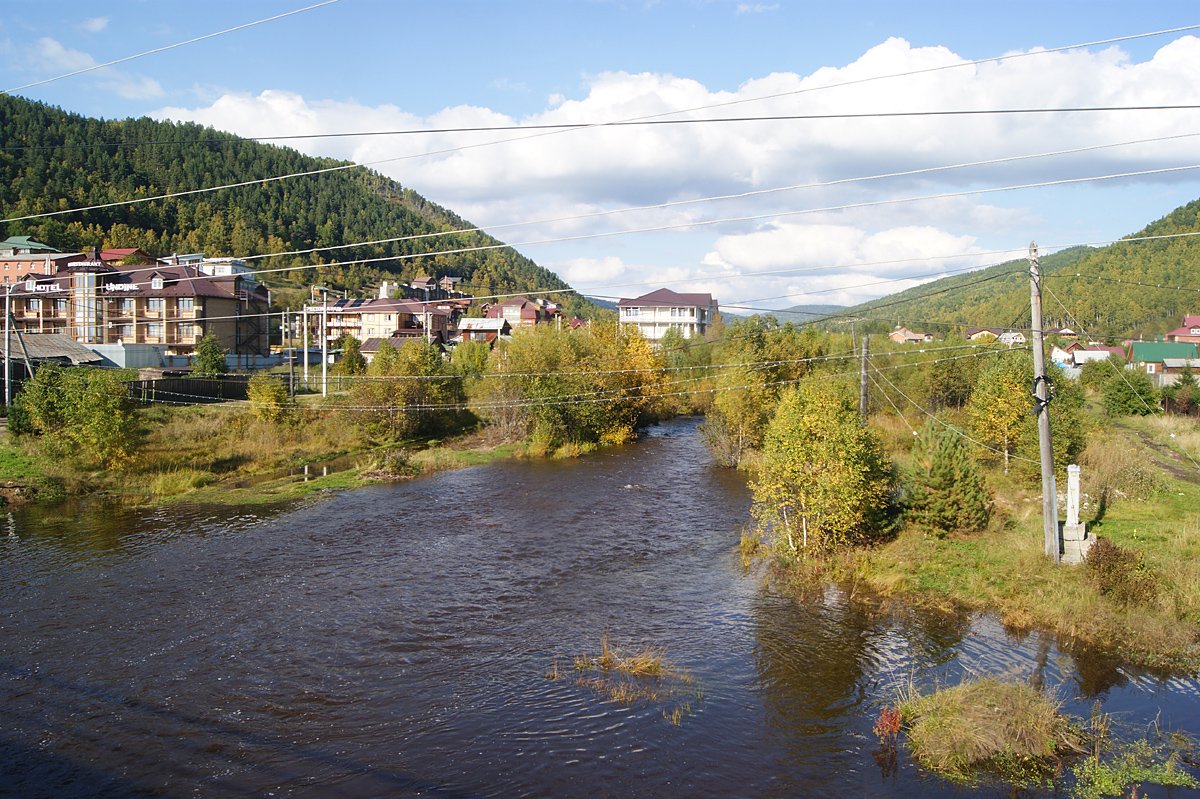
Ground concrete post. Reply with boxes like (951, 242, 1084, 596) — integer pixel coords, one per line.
(1061, 464, 1092, 565)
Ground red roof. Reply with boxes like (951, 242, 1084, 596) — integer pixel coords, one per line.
(616, 288, 715, 308)
(100, 247, 151, 263)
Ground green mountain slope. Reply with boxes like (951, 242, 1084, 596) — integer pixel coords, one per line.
(0, 94, 569, 301)
(841, 201, 1200, 340)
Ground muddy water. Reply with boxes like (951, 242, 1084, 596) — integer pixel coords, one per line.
(2, 418, 1198, 798)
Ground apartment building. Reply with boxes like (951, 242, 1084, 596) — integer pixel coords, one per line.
(616, 288, 718, 343)
(7, 251, 271, 356)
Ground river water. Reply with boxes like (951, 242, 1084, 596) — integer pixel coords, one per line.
(2, 417, 1198, 798)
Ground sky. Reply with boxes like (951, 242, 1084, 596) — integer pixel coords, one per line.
(3, 0, 1200, 313)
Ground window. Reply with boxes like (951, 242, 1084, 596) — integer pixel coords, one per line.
(1146, 363, 1156, 374)
(28, 298, 40, 311)
(147, 323, 163, 339)
(151, 277, 164, 290)
(670, 307, 678, 317)
(147, 298, 164, 312)
(624, 307, 639, 318)
(178, 297, 194, 312)
(118, 324, 134, 339)
(54, 298, 68, 314)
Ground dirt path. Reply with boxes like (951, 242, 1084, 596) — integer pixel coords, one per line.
(1117, 421, 1200, 485)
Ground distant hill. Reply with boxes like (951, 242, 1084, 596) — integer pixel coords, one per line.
(838, 199, 1200, 340)
(585, 296, 618, 310)
(771, 303, 846, 323)
(0, 94, 571, 304)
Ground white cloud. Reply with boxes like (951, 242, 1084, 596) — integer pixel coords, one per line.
(551, 255, 634, 286)
(150, 35, 1200, 306)
(35, 36, 162, 98)
(490, 77, 530, 93)
(38, 37, 94, 72)
(736, 3, 779, 13)
(80, 17, 109, 33)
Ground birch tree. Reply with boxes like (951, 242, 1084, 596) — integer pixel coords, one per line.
(751, 376, 894, 557)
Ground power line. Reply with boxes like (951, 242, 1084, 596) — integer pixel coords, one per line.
(8, 105, 1200, 152)
(1, 1, 340, 96)
(5, 21, 1197, 226)
(869, 351, 1040, 464)
(9, 159, 1194, 294)
(116, 343, 1020, 411)
(231, 131, 1200, 265)
(1043, 283, 1200, 475)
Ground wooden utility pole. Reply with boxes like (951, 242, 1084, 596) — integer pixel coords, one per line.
(1028, 242, 1060, 562)
(859, 335, 869, 417)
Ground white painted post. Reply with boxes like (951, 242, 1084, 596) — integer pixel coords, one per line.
(1062, 464, 1091, 565)
(1066, 464, 1081, 527)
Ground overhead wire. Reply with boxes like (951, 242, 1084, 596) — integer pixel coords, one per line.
(1, 1, 341, 96)
(6, 105, 1200, 152)
(5, 23, 1198, 226)
(7, 160, 1199, 300)
(114, 339, 1024, 411)
(1043, 282, 1200, 475)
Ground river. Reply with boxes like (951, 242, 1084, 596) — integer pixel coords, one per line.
(2, 418, 1198, 798)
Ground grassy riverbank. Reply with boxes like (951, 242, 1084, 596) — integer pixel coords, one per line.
(0, 400, 532, 508)
(765, 415, 1200, 673)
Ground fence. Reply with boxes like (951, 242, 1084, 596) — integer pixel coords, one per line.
(127, 376, 250, 405)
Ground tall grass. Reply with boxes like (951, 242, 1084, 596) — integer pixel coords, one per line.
(1135, 414, 1200, 462)
(900, 679, 1077, 786)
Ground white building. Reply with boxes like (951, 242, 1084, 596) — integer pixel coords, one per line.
(616, 288, 718, 343)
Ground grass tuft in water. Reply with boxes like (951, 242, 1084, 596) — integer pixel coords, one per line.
(900, 678, 1078, 787)
(562, 633, 699, 724)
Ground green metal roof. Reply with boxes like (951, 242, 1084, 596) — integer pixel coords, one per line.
(0, 235, 60, 252)
(1128, 341, 1199, 362)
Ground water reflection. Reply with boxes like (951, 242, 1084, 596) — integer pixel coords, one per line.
(1, 418, 1197, 798)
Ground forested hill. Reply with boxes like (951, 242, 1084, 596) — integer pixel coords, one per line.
(0, 94, 570, 302)
(841, 198, 1200, 340)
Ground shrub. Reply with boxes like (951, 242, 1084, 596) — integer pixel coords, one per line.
(1102, 369, 1159, 416)
(247, 372, 294, 425)
(1085, 536, 1158, 606)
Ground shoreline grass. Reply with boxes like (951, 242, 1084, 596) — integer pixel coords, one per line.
(747, 413, 1200, 674)
(892, 679, 1198, 795)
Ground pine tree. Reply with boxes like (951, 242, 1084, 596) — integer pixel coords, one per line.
(905, 421, 992, 537)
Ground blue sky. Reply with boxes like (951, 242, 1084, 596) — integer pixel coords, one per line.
(3, 1, 1200, 312)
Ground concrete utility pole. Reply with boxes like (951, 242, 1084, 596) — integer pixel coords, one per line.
(302, 306, 309, 391)
(321, 303, 328, 397)
(1029, 242, 1061, 562)
(3, 284, 11, 407)
(859, 335, 869, 418)
(286, 309, 295, 398)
